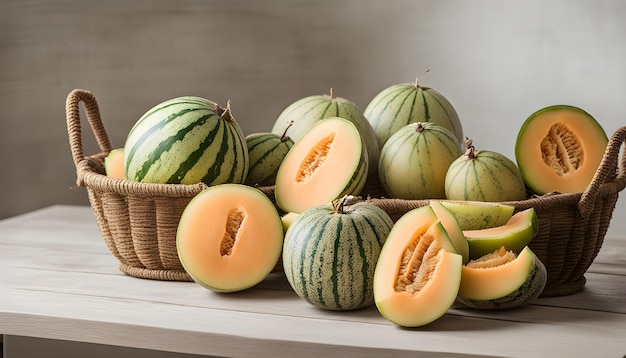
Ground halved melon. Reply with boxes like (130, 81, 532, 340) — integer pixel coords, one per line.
(374, 206, 462, 327)
(429, 200, 469, 264)
(457, 246, 547, 309)
(463, 208, 538, 259)
(274, 117, 368, 214)
(104, 148, 125, 179)
(176, 184, 284, 293)
(515, 105, 608, 195)
(439, 200, 515, 230)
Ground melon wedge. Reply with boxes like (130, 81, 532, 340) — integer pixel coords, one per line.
(429, 200, 469, 264)
(177, 184, 284, 293)
(457, 246, 547, 309)
(274, 117, 368, 214)
(463, 208, 538, 259)
(374, 206, 462, 327)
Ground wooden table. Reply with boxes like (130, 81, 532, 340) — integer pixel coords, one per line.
(1, 205, 625, 357)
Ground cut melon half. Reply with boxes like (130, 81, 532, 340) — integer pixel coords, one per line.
(274, 117, 368, 214)
(463, 208, 538, 259)
(374, 206, 462, 327)
(515, 105, 608, 194)
(177, 184, 284, 293)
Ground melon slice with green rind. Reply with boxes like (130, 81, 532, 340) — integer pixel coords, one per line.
(439, 200, 515, 230)
(463, 208, 538, 259)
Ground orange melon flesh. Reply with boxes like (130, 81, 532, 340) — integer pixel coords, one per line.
(104, 148, 125, 179)
(374, 206, 462, 327)
(515, 106, 608, 194)
(275, 117, 365, 214)
(177, 184, 283, 292)
(459, 246, 534, 300)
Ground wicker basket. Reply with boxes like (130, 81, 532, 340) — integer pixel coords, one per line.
(67, 88, 626, 297)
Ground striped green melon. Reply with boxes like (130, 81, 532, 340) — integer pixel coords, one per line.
(456, 246, 547, 309)
(378, 122, 462, 199)
(124, 96, 248, 185)
(282, 196, 393, 310)
(445, 138, 527, 202)
(270, 89, 379, 178)
(364, 79, 464, 149)
(244, 125, 294, 187)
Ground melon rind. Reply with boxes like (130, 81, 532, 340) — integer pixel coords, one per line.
(440, 200, 515, 230)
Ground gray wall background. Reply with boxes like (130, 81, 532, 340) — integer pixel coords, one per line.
(1, 0, 625, 237)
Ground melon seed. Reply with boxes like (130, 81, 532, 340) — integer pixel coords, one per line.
(297, 133, 335, 182)
(540, 123, 583, 175)
(466, 246, 516, 268)
(395, 229, 442, 294)
(220, 208, 245, 256)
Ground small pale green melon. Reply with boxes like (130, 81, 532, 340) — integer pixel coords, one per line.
(445, 138, 527, 202)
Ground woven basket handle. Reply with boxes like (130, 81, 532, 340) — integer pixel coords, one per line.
(66, 89, 113, 169)
(578, 126, 626, 218)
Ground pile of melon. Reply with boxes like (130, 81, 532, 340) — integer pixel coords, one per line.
(104, 77, 610, 327)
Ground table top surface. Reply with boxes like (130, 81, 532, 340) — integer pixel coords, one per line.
(1, 205, 625, 358)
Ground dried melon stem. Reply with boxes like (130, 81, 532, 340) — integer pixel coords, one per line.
(466, 246, 516, 268)
(540, 122, 583, 175)
(220, 208, 245, 256)
(296, 133, 335, 182)
(395, 226, 441, 294)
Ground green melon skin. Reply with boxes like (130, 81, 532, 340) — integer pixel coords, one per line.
(445, 146, 527, 202)
(378, 122, 462, 200)
(364, 81, 464, 149)
(244, 132, 294, 187)
(124, 96, 248, 185)
(456, 247, 547, 310)
(439, 201, 515, 230)
(271, 92, 380, 177)
(282, 199, 394, 311)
